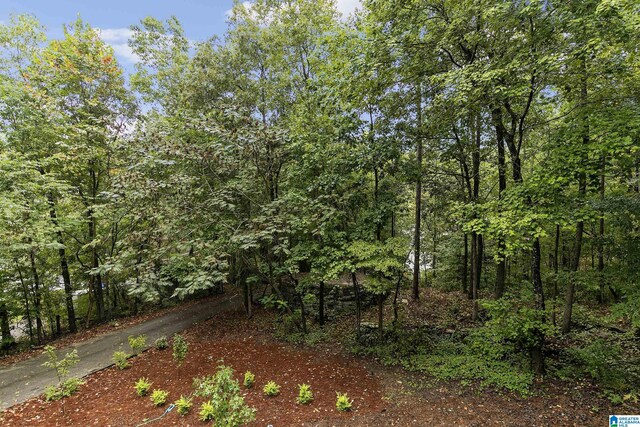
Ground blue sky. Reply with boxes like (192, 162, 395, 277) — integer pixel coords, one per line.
(0, 0, 361, 74)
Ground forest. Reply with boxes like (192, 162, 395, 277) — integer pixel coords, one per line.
(0, 0, 639, 422)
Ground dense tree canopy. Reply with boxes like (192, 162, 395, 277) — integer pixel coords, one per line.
(1, 0, 639, 392)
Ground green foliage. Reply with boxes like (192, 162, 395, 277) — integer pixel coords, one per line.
(263, 380, 280, 397)
(567, 339, 625, 390)
(128, 334, 147, 355)
(297, 383, 313, 405)
(193, 364, 256, 426)
(112, 351, 131, 370)
(335, 392, 352, 412)
(42, 345, 83, 400)
(174, 395, 193, 415)
(150, 389, 169, 406)
(260, 295, 289, 311)
(134, 378, 152, 397)
(44, 377, 84, 401)
(352, 324, 432, 366)
(172, 334, 188, 366)
(243, 371, 255, 389)
(154, 336, 169, 350)
(199, 401, 215, 422)
(406, 340, 534, 396)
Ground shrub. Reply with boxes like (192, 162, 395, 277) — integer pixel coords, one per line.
(263, 381, 280, 397)
(243, 371, 255, 389)
(193, 364, 256, 426)
(150, 389, 169, 406)
(566, 338, 627, 391)
(44, 377, 84, 401)
(336, 392, 352, 412)
(134, 378, 152, 397)
(175, 395, 192, 415)
(172, 334, 188, 366)
(112, 351, 131, 369)
(42, 345, 84, 401)
(154, 336, 169, 350)
(297, 384, 313, 405)
(128, 334, 147, 355)
(199, 400, 215, 421)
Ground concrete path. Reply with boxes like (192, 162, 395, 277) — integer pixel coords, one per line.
(0, 293, 241, 410)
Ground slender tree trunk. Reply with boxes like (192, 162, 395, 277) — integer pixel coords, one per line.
(462, 233, 468, 294)
(412, 84, 423, 300)
(597, 157, 606, 303)
(562, 66, 589, 335)
(16, 264, 34, 343)
(0, 303, 14, 349)
(29, 248, 43, 344)
(42, 181, 77, 333)
(378, 294, 384, 342)
(493, 108, 508, 299)
(551, 224, 560, 326)
(471, 232, 478, 320)
(351, 272, 361, 340)
(471, 113, 482, 319)
(318, 281, 325, 326)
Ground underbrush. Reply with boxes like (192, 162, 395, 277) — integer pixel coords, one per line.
(550, 329, 640, 405)
(351, 323, 535, 396)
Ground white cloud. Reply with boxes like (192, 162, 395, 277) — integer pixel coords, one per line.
(335, 0, 362, 17)
(225, 0, 362, 21)
(225, 1, 253, 19)
(96, 27, 139, 64)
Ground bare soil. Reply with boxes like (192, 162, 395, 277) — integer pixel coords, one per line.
(0, 306, 384, 426)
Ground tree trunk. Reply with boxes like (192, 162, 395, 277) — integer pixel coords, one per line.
(412, 83, 423, 300)
(43, 188, 77, 333)
(462, 233, 468, 294)
(0, 303, 14, 349)
(29, 248, 44, 344)
(562, 66, 589, 335)
(318, 281, 325, 326)
(378, 294, 384, 342)
(351, 272, 361, 340)
(16, 264, 34, 343)
(88, 209, 105, 322)
(493, 108, 508, 299)
(597, 157, 606, 303)
(551, 224, 560, 327)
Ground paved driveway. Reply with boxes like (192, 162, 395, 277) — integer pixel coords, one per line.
(0, 293, 240, 410)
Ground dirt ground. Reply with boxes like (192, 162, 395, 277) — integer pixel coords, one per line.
(1, 300, 636, 426)
(0, 306, 383, 426)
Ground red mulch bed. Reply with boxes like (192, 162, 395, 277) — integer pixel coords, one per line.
(0, 307, 384, 426)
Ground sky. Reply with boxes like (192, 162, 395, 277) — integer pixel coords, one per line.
(0, 0, 361, 74)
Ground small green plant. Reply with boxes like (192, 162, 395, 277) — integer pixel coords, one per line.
(297, 383, 313, 404)
(128, 334, 147, 355)
(150, 389, 169, 406)
(175, 395, 193, 415)
(199, 400, 215, 421)
(42, 345, 84, 401)
(44, 378, 83, 401)
(134, 377, 152, 396)
(193, 364, 256, 426)
(243, 371, 255, 389)
(112, 351, 131, 369)
(172, 334, 188, 366)
(263, 380, 280, 397)
(336, 392, 352, 412)
(154, 335, 169, 350)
